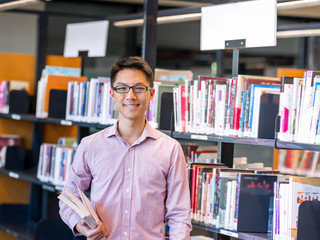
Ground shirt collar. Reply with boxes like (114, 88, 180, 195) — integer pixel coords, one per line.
(104, 120, 158, 142)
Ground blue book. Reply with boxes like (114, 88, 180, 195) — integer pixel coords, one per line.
(45, 65, 81, 77)
(248, 84, 280, 135)
(239, 90, 247, 132)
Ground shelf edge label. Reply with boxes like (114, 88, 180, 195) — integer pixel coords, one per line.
(9, 171, 19, 179)
(11, 114, 21, 120)
(220, 229, 238, 238)
(191, 134, 208, 140)
(42, 185, 55, 192)
(60, 120, 72, 126)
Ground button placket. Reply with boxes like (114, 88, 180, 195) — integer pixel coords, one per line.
(122, 147, 133, 239)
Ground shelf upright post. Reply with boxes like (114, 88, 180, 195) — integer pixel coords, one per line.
(232, 49, 239, 78)
(76, 51, 91, 143)
(141, 0, 158, 72)
(32, 12, 48, 167)
(28, 11, 49, 223)
(217, 47, 240, 168)
(307, 36, 320, 70)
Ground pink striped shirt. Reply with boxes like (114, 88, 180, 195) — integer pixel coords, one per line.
(59, 121, 192, 239)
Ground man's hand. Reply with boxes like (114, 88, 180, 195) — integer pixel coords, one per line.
(75, 220, 108, 240)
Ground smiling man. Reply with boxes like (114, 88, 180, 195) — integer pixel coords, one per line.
(59, 56, 192, 240)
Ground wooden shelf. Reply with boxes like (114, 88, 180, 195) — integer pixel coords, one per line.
(0, 168, 61, 192)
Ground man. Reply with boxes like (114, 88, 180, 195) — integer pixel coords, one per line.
(59, 56, 192, 240)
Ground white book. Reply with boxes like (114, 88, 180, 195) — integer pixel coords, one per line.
(289, 78, 304, 141)
(309, 78, 320, 143)
(37, 144, 45, 182)
(177, 86, 182, 132)
(36, 78, 47, 118)
(53, 146, 63, 186)
(65, 81, 73, 120)
(294, 82, 303, 142)
(224, 180, 233, 229)
(64, 148, 74, 185)
(206, 80, 213, 134)
(193, 80, 198, 133)
(72, 82, 79, 121)
(58, 184, 107, 239)
(86, 78, 98, 122)
(173, 88, 180, 132)
(185, 80, 191, 133)
(229, 180, 237, 231)
(77, 82, 84, 121)
(189, 84, 194, 133)
(297, 71, 320, 142)
(99, 83, 107, 124)
(279, 181, 289, 239)
(214, 84, 226, 135)
(280, 84, 293, 141)
(199, 80, 207, 134)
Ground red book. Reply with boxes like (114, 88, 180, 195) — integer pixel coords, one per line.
(179, 85, 187, 132)
(0, 134, 21, 150)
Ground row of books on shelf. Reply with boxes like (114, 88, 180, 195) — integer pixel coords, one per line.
(273, 176, 320, 240)
(0, 134, 21, 168)
(65, 77, 118, 124)
(147, 80, 184, 129)
(173, 75, 280, 137)
(189, 162, 320, 240)
(37, 137, 77, 186)
(278, 149, 320, 177)
(278, 71, 320, 144)
(36, 65, 83, 118)
(0, 80, 30, 114)
(34, 65, 193, 128)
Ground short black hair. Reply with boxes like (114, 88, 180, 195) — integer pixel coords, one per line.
(110, 56, 154, 87)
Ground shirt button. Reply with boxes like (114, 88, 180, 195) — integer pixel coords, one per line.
(124, 232, 127, 235)
(126, 188, 129, 192)
(128, 168, 131, 172)
(125, 210, 128, 214)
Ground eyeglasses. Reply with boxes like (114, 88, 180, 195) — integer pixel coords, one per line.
(113, 84, 152, 94)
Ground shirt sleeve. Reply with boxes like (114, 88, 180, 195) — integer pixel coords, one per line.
(165, 142, 192, 240)
(58, 138, 93, 236)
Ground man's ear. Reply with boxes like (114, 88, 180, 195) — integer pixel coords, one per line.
(110, 89, 115, 101)
(150, 87, 155, 100)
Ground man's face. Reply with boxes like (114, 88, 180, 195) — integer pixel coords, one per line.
(110, 69, 155, 123)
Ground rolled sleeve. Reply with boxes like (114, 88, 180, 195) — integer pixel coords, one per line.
(58, 138, 92, 236)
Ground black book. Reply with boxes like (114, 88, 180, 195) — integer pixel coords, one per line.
(234, 173, 278, 233)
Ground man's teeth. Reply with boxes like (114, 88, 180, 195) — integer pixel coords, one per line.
(125, 104, 139, 107)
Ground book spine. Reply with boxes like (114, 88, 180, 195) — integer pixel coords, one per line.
(238, 90, 247, 134)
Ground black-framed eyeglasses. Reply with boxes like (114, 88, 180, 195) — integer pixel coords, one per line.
(113, 84, 152, 94)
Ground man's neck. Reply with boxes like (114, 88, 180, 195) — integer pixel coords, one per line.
(117, 118, 146, 146)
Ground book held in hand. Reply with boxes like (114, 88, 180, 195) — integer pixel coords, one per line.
(58, 185, 104, 231)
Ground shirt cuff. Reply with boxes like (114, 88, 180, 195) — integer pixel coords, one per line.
(69, 213, 83, 236)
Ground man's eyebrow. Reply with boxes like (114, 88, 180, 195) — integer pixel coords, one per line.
(115, 82, 146, 85)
